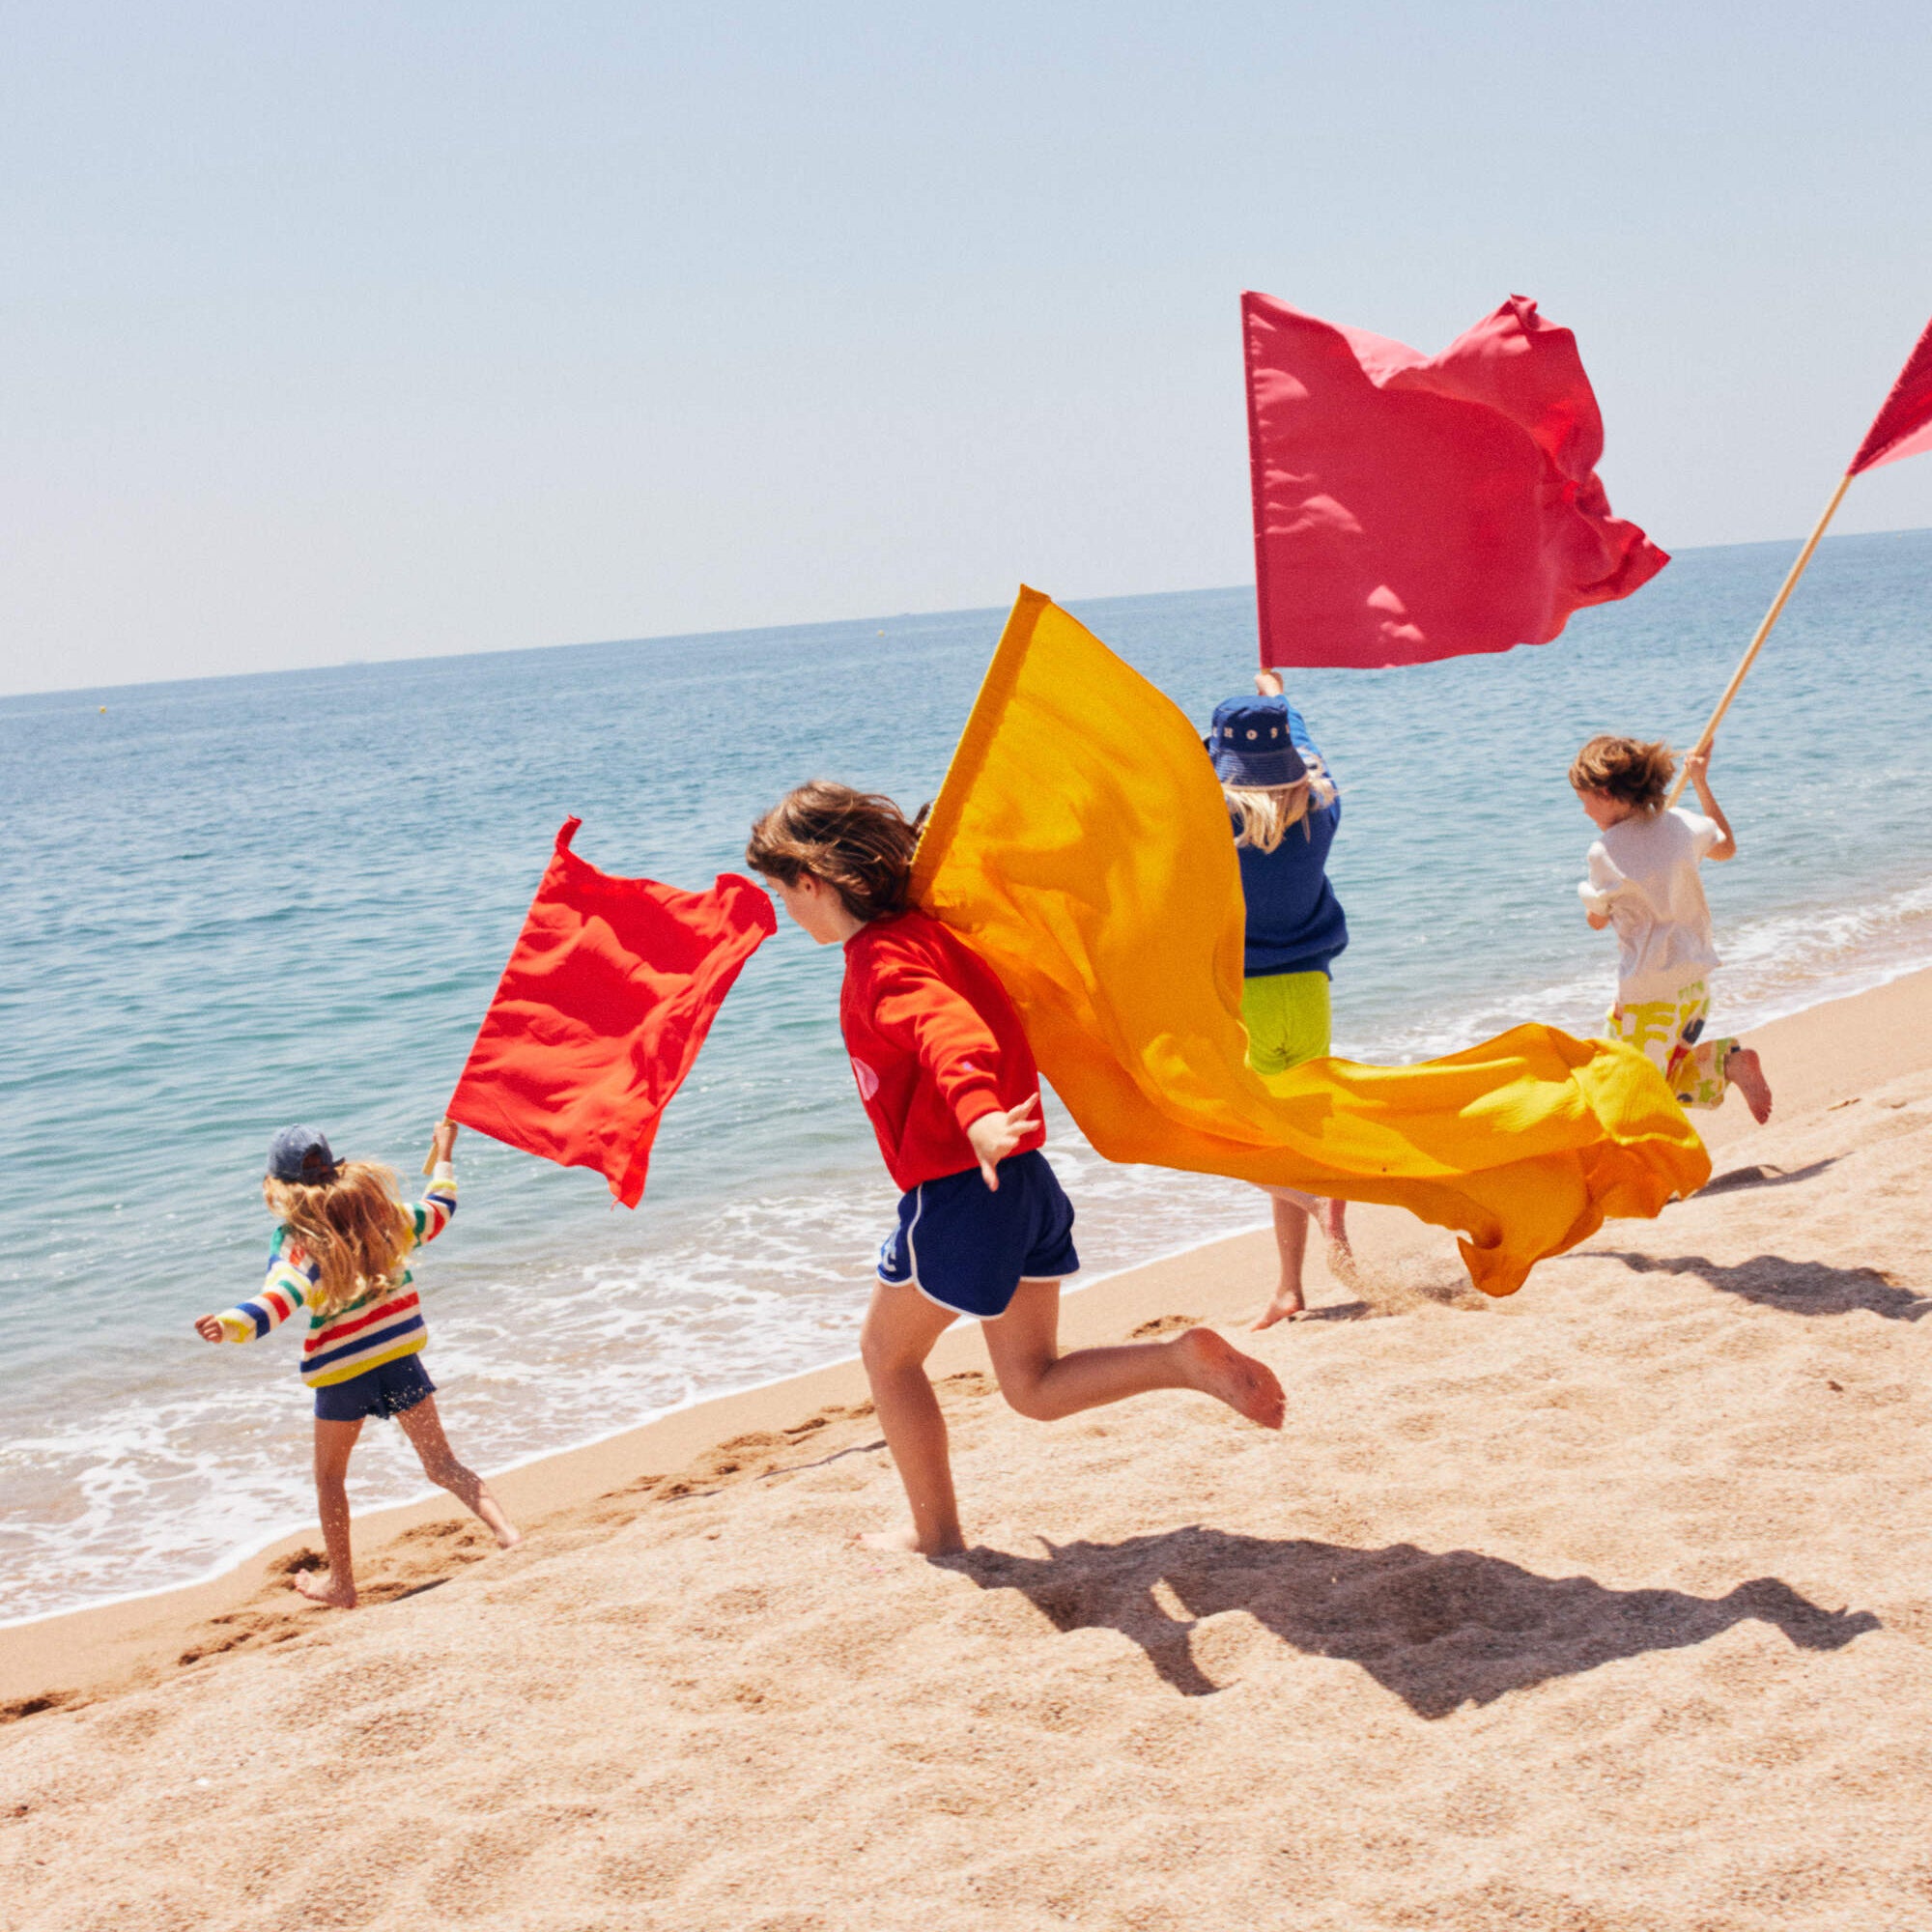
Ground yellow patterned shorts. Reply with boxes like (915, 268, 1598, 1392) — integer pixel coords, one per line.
(1605, 979, 1736, 1111)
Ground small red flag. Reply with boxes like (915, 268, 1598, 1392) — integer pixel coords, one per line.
(1849, 317, 1932, 475)
(1243, 292, 1667, 668)
(447, 818, 776, 1207)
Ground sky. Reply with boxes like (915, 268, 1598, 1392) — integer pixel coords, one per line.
(3, 1, 1930, 696)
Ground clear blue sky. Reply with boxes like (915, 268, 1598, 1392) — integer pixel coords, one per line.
(4, 1, 1929, 695)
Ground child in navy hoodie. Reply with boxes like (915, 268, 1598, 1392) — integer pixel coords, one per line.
(747, 781, 1285, 1555)
(1208, 672, 1351, 1326)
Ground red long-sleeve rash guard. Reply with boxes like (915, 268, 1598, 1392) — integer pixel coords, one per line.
(839, 910, 1046, 1192)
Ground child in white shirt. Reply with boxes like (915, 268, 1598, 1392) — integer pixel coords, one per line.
(1571, 735, 1772, 1123)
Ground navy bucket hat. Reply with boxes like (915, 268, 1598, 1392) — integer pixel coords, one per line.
(267, 1123, 341, 1186)
(1208, 697, 1309, 789)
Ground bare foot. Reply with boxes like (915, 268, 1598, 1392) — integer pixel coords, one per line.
(1727, 1046, 1773, 1124)
(1249, 1288, 1306, 1331)
(495, 1529, 525, 1551)
(292, 1569, 357, 1609)
(1176, 1326, 1286, 1429)
(858, 1522, 966, 1556)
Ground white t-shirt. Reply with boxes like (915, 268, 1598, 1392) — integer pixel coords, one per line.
(1577, 807, 1721, 1003)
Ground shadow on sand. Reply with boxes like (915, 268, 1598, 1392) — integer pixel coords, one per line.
(1697, 1157, 1837, 1197)
(1591, 1249, 1931, 1321)
(950, 1528, 1877, 1714)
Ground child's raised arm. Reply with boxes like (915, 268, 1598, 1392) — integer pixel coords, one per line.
(1684, 749, 1738, 862)
(410, 1127, 460, 1248)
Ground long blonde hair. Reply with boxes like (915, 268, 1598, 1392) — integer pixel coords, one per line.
(263, 1161, 414, 1317)
(1224, 756, 1338, 855)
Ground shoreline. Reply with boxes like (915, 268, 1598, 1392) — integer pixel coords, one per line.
(0, 1218, 1273, 1641)
(9, 839, 1930, 1634)
(11, 965, 1932, 1929)
(6, 963, 1929, 1716)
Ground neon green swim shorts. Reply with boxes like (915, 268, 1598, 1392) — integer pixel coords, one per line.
(1240, 970, 1332, 1077)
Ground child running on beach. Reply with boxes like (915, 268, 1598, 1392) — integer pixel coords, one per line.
(745, 781, 1286, 1556)
(1572, 736, 1773, 1123)
(194, 1121, 520, 1607)
(1210, 671, 1352, 1328)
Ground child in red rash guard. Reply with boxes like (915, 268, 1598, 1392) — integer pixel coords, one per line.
(746, 781, 1286, 1557)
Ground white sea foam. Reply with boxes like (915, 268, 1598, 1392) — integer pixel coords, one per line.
(1340, 874, 1932, 1065)
(0, 1145, 1272, 1624)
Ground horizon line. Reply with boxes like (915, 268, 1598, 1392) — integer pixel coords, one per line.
(4, 523, 1927, 708)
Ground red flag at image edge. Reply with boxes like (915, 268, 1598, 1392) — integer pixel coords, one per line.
(446, 818, 777, 1208)
(1849, 317, 1932, 474)
(1242, 291, 1668, 669)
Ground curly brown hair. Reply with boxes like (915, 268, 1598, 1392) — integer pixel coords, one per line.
(1568, 735, 1676, 815)
(744, 781, 925, 922)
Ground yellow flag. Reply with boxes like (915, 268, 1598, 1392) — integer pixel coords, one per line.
(912, 588, 1709, 1296)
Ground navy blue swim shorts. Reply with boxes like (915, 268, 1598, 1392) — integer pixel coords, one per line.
(312, 1353, 438, 1423)
(876, 1149, 1079, 1320)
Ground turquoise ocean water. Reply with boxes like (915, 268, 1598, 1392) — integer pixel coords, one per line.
(3, 529, 1929, 1624)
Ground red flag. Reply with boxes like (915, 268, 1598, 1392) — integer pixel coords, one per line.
(1243, 292, 1667, 668)
(448, 818, 776, 1207)
(1849, 317, 1932, 474)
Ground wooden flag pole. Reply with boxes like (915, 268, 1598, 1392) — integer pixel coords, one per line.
(1665, 469, 1854, 806)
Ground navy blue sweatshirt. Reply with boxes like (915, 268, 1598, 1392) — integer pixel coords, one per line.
(1230, 700, 1349, 979)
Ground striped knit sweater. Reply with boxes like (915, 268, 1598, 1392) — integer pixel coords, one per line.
(214, 1164, 456, 1387)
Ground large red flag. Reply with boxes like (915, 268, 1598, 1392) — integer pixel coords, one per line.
(1849, 317, 1932, 474)
(1243, 292, 1667, 668)
(448, 819, 776, 1207)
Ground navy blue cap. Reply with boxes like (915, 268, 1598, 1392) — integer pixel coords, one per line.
(1208, 697, 1309, 788)
(267, 1124, 341, 1186)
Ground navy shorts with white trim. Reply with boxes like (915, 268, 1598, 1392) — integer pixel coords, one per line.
(876, 1149, 1079, 1320)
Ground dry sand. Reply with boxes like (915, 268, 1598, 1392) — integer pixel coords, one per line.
(5, 973, 1931, 1930)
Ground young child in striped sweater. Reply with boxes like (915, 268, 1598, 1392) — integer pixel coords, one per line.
(194, 1119, 519, 1608)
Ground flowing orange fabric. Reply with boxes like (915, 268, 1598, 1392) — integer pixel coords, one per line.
(911, 591, 1709, 1296)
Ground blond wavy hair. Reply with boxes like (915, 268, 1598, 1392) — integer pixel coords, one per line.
(1224, 754, 1338, 855)
(262, 1161, 415, 1318)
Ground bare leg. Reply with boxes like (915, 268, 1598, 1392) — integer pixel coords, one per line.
(1251, 1195, 1312, 1328)
(1725, 1045, 1773, 1124)
(297, 1418, 363, 1607)
(1323, 1196, 1350, 1249)
(986, 1279, 1285, 1430)
(396, 1396, 521, 1548)
(859, 1281, 966, 1554)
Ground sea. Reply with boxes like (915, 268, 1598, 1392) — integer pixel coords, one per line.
(3, 528, 1929, 1627)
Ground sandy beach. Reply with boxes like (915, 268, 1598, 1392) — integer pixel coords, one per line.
(5, 969, 1931, 1930)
